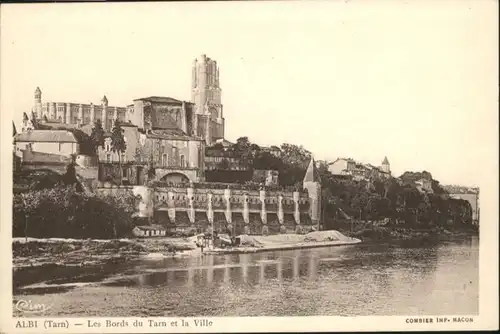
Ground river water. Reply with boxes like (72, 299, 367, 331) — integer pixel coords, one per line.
(14, 237, 479, 317)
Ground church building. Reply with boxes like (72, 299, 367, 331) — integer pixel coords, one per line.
(27, 54, 226, 184)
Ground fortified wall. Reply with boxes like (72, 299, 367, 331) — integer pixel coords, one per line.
(97, 183, 319, 235)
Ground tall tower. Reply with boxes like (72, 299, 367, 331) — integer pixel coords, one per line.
(191, 54, 224, 145)
(101, 95, 108, 131)
(381, 156, 390, 174)
(303, 158, 322, 230)
(33, 87, 42, 118)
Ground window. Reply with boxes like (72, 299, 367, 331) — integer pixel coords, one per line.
(58, 143, 63, 152)
(162, 154, 167, 167)
(121, 153, 125, 162)
(180, 155, 185, 168)
(106, 154, 111, 163)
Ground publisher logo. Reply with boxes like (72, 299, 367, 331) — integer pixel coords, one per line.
(15, 299, 51, 314)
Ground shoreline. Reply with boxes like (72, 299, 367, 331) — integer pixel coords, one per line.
(203, 239, 361, 255)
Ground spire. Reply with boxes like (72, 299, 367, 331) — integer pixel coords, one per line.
(13, 121, 17, 136)
(22, 112, 29, 121)
(34, 87, 41, 99)
(303, 158, 321, 183)
(382, 156, 390, 165)
(101, 95, 108, 105)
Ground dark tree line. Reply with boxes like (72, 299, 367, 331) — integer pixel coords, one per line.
(209, 136, 476, 231)
(13, 184, 140, 239)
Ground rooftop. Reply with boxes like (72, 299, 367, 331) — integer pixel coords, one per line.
(134, 225, 166, 231)
(215, 138, 234, 147)
(304, 158, 321, 183)
(134, 96, 188, 104)
(14, 130, 78, 143)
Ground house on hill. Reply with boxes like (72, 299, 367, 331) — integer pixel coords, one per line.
(14, 130, 79, 164)
(328, 157, 391, 181)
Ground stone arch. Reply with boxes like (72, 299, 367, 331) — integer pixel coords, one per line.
(160, 172, 190, 184)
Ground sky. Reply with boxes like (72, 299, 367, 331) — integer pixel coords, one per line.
(1, 1, 497, 187)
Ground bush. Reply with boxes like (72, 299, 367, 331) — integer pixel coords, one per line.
(13, 185, 139, 239)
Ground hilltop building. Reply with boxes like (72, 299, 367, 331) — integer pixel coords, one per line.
(415, 178, 434, 193)
(29, 54, 225, 145)
(328, 157, 391, 181)
(31, 87, 127, 133)
(14, 130, 79, 165)
(25, 55, 228, 184)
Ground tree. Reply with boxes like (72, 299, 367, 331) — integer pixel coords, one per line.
(232, 137, 252, 160)
(110, 120, 127, 186)
(90, 119, 105, 156)
(18, 192, 41, 242)
(280, 143, 311, 167)
(13, 186, 140, 239)
(249, 143, 261, 157)
(253, 151, 282, 170)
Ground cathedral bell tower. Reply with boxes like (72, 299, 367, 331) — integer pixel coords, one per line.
(191, 54, 225, 145)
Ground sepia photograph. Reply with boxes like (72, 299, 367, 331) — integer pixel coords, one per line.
(0, 1, 497, 332)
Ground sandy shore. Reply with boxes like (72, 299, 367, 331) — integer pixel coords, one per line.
(203, 239, 361, 255)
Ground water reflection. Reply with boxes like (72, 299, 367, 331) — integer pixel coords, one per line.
(130, 247, 352, 288)
(223, 255, 230, 284)
(130, 240, 461, 300)
(206, 256, 213, 285)
(293, 250, 300, 280)
(17, 238, 479, 317)
(308, 251, 317, 281)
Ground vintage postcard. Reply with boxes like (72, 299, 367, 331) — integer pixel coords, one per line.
(0, 1, 498, 333)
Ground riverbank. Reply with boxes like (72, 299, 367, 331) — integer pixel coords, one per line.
(12, 237, 196, 269)
(13, 237, 198, 290)
(337, 224, 478, 245)
(13, 231, 360, 268)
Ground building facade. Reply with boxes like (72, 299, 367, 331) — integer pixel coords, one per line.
(14, 130, 79, 162)
(98, 123, 206, 185)
(98, 158, 322, 235)
(30, 54, 225, 143)
(28, 54, 227, 184)
(32, 87, 127, 132)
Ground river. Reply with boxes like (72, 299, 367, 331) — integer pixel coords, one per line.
(14, 236, 479, 317)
